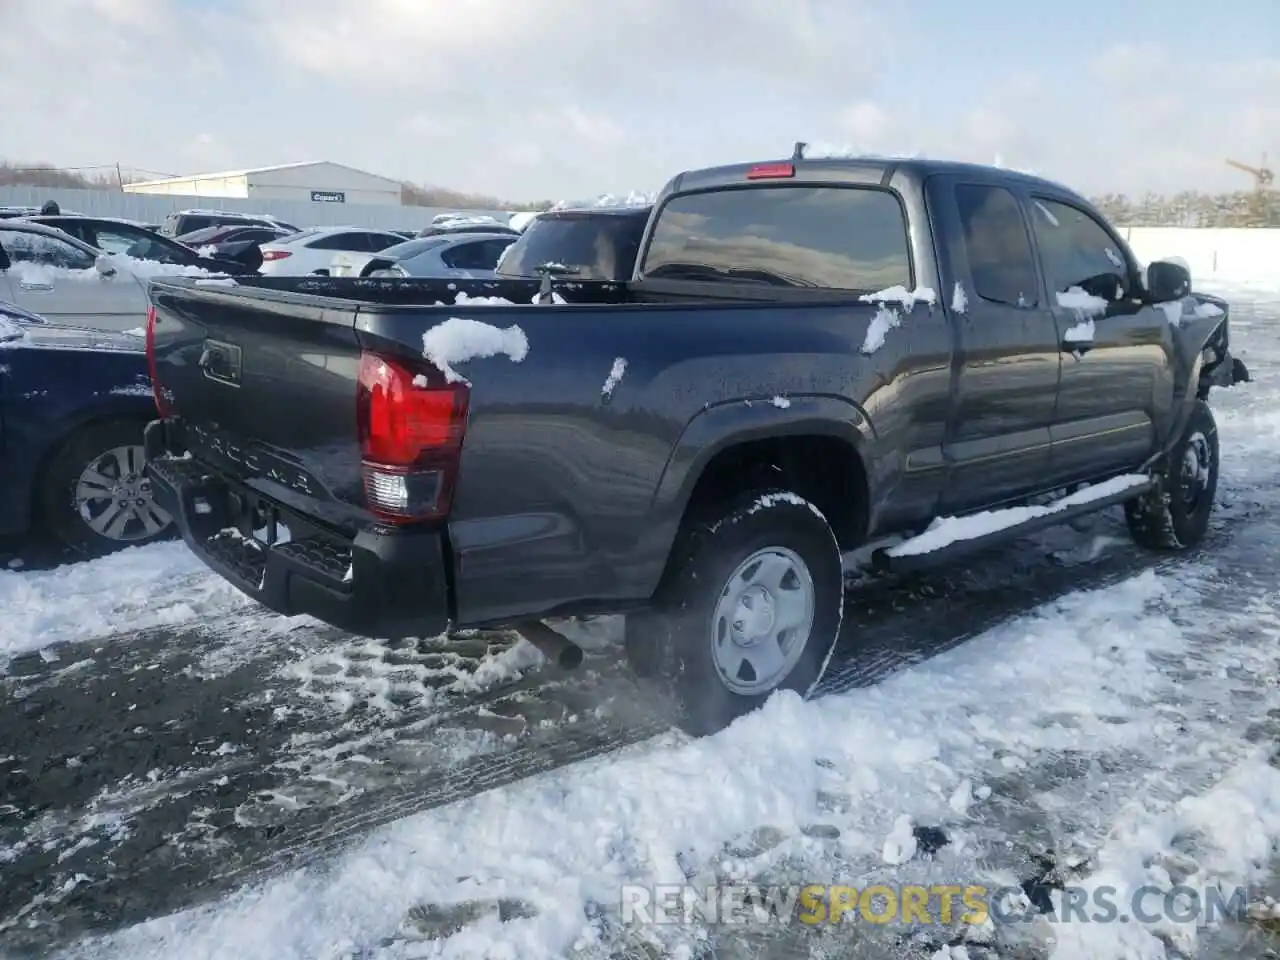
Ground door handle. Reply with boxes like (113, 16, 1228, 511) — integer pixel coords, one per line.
(19, 281, 53, 292)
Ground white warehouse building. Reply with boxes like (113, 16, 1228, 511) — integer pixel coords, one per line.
(123, 161, 404, 207)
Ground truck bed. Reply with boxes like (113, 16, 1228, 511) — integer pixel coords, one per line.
(144, 274, 936, 630)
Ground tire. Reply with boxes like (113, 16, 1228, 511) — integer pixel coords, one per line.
(39, 419, 175, 556)
(1124, 400, 1218, 551)
(629, 490, 845, 736)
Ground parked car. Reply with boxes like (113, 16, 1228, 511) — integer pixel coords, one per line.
(330, 232, 516, 279)
(23, 215, 259, 275)
(0, 220, 226, 332)
(0, 300, 172, 554)
(175, 224, 291, 247)
(258, 226, 408, 276)
(0, 206, 41, 220)
(159, 208, 298, 239)
(142, 152, 1248, 735)
(495, 204, 651, 282)
(417, 217, 519, 239)
(176, 224, 294, 273)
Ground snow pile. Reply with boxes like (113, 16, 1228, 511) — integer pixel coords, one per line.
(108, 255, 217, 280)
(1055, 287, 1109, 316)
(861, 306, 901, 354)
(0, 544, 254, 669)
(859, 285, 938, 354)
(600, 357, 627, 399)
(860, 284, 938, 310)
(6, 256, 217, 286)
(78, 566, 1262, 960)
(453, 292, 518, 307)
(951, 282, 968, 314)
(422, 316, 529, 384)
(1049, 754, 1280, 959)
(1063, 319, 1095, 343)
(508, 211, 539, 232)
(798, 143, 926, 161)
(548, 191, 654, 211)
(0, 316, 26, 343)
(888, 474, 1149, 557)
(770, 395, 791, 408)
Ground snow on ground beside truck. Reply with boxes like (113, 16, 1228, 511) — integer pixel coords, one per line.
(0, 279, 1269, 959)
(49, 279, 1280, 959)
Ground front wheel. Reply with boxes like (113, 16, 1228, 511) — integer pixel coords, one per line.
(629, 490, 845, 736)
(39, 420, 175, 556)
(1124, 400, 1219, 551)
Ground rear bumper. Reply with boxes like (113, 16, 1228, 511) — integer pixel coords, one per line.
(144, 420, 451, 640)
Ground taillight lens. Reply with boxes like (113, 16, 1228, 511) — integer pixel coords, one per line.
(144, 304, 172, 417)
(261, 249, 291, 261)
(357, 351, 469, 524)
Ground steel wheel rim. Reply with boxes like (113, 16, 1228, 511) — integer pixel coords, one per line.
(1180, 431, 1212, 512)
(74, 444, 172, 542)
(710, 546, 816, 696)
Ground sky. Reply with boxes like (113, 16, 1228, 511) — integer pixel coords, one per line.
(1, 0, 1276, 202)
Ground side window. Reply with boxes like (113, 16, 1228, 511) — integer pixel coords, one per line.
(364, 233, 402, 252)
(953, 184, 1039, 308)
(642, 185, 912, 290)
(0, 229, 95, 269)
(307, 232, 361, 251)
(1029, 197, 1130, 302)
(92, 228, 141, 256)
(482, 239, 515, 268)
(441, 241, 488, 270)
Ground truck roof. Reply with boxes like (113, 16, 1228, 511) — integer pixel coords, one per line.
(665, 153, 1086, 205)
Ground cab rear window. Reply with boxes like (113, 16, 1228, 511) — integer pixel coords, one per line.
(641, 185, 911, 290)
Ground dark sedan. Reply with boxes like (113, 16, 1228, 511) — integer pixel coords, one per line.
(0, 300, 172, 555)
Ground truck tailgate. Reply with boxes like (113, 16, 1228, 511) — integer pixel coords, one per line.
(148, 280, 369, 528)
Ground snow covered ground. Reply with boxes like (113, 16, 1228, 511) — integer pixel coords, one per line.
(2, 282, 1279, 960)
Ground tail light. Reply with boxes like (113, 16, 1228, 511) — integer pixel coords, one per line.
(261, 249, 292, 262)
(356, 351, 469, 524)
(144, 304, 172, 417)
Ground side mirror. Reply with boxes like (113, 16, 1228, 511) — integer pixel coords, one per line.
(1146, 259, 1190, 302)
(94, 254, 119, 277)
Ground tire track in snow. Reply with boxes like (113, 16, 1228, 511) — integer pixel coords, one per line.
(4, 489, 1273, 957)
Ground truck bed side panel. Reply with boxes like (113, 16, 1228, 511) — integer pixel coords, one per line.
(435, 297, 953, 626)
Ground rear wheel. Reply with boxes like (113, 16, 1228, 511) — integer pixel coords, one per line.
(627, 490, 844, 736)
(39, 420, 174, 556)
(1124, 400, 1218, 550)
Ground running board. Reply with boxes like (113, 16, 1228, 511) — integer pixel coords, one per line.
(869, 475, 1155, 575)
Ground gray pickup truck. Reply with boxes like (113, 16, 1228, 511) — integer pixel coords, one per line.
(141, 149, 1247, 734)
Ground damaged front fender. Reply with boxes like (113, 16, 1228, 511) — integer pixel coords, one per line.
(1159, 294, 1239, 454)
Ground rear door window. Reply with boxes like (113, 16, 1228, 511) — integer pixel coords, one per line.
(954, 183, 1040, 308)
(641, 186, 912, 290)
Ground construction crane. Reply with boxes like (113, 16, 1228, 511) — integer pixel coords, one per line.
(1226, 156, 1274, 189)
(1224, 156, 1275, 225)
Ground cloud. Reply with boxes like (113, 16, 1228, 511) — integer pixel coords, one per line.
(0, 1, 1273, 202)
(823, 46, 1279, 195)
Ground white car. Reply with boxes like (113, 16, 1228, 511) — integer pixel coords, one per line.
(258, 227, 407, 276)
(0, 221, 218, 333)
